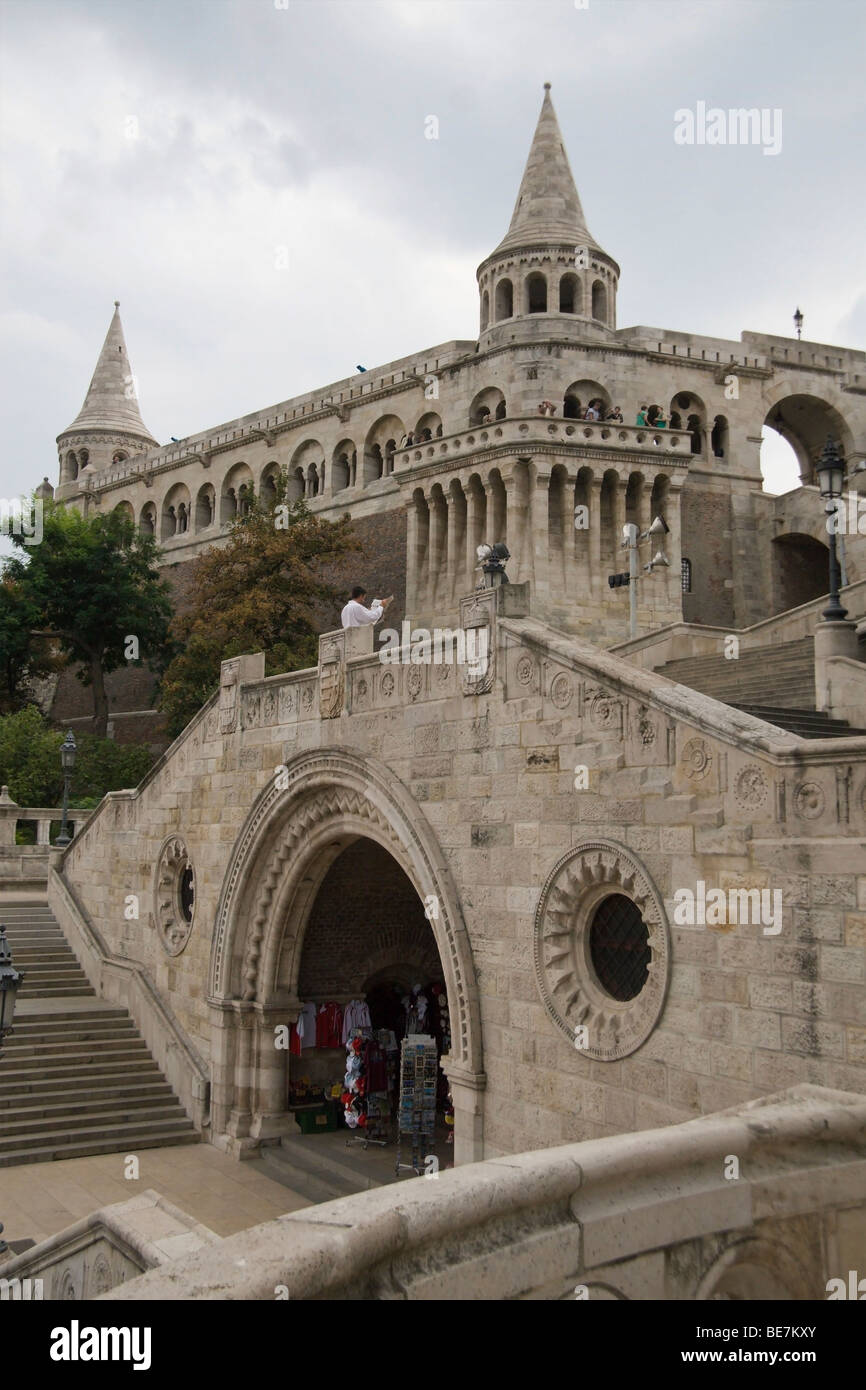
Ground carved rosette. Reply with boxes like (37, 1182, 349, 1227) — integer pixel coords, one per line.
(794, 781, 825, 820)
(154, 835, 195, 956)
(682, 736, 712, 780)
(533, 841, 671, 1061)
(734, 763, 768, 810)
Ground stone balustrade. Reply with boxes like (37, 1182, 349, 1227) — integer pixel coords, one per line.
(397, 415, 696, 474)
(93, 1085, 866, 1301)
(0, 787, 76, 889)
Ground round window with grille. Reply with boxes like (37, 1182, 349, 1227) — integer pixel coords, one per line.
(534, 840, 671, 1060)
(588, 894, 650, 1001)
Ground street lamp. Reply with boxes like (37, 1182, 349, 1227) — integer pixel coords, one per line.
(0, 924, 22, 1257)
(816, 436, 848, 622)
(54, 730, 77, 848)
(794, 307, 804, 340)
(476, 542, 511, 587)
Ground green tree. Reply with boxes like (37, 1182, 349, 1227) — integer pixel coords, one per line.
(0, 705, 153, 807)
(0, 571, 61, 713)
(159, 484, 357, 736)
(4, 501, 173, 738)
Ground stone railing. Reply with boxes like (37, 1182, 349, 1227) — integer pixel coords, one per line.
(397, 414, 696, 475)
(99, 1085, 866, 1301)
(0, 786, 76, 890)
(0, 1190, 221, 1301)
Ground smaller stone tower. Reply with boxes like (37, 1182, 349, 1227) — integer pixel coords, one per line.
(56, 302, 158, 492)
(476, 83, 620, 349)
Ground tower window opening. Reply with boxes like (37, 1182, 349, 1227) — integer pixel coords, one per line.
(589, 894, 650, 1002)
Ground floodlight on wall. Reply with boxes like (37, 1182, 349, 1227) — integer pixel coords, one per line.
(647, 515, 669, 536)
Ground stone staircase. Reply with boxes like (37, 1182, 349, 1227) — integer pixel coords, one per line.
(0, 900, 198, 1167)
(657, 636, 866, 739)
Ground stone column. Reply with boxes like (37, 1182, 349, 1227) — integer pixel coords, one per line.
(405, 497, 420, 617)
(666, 481, 684, 606)
(428, 490, 445, 614)
(529, 470, 550, 601)
(443, 1061, 486, 1165)
(561, 469, 577, 597)
(465, 484, 482, 590)
(250, 1003, 297, 1141)
(446, 488, 459, 607)
(589, 478, 603, 594)
(613, 472, 627, 565)
(227, 1006, 255, 1144)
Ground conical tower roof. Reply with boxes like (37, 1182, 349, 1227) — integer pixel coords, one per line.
(493, 84, 601, 256)
(61, 302, 157, 443)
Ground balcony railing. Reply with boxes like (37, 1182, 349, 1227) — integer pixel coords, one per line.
(397, 416, 698, 472)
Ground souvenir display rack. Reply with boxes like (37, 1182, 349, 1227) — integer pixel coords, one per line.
(343, 1030, 390, 1149)
(395, 1034, 438, 1176)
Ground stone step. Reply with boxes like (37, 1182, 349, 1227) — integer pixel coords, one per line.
(0, 1056, 165, 1089)
(3, 1034, 149, 1061)
(0, 1122, 199, 1169)
(0, 1073, 166, 1107)
(9, 1019, 137, 1044)
(0, 1082, 174, 1119)
(17, 983, 95, 998)
(0, 1101, 188, 1140)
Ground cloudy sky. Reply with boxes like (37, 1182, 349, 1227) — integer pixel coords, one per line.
(1, 0, 864, 548)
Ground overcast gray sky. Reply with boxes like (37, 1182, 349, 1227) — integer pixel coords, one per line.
(1, 0, 864, 549)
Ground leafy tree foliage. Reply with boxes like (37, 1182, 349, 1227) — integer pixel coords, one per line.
(0, 705, 153, 807)
(159, 486, 357, 736)
(3, 502, 173, 737)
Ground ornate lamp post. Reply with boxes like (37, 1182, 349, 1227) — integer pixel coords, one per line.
(816, 436, 848, 622)
(793, 306, 804, 340)
(0, 923, 22, 1260)
(54, 730, 77, 848)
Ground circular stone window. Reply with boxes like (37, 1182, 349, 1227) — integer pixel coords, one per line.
(534, 840, 671, 1060)
(588, 894, 651, 1001)
(154, 836, 196, 956)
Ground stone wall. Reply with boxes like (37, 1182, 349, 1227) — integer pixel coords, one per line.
(52, 585, 866, 1163)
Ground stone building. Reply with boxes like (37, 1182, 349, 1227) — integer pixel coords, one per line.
(15, 87, 866, 1179)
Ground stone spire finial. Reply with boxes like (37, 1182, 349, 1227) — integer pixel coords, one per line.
(493, 85, 600, 256)
(60, 303, 157, 443)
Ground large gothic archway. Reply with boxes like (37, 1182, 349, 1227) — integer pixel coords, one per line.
(208, 748, 485, 1163)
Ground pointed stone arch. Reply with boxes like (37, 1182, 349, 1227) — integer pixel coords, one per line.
(208, 747, 485, 1160)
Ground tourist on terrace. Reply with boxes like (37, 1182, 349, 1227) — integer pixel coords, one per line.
(584, 402, 600, 421)
(341, 586, 394, 628)
(606, 405, 624, 423)
(655, 409, 668, 429)
(636, 406, 649, 426)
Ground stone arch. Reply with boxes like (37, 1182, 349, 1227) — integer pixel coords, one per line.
(469, 387, 506, 427)
(696, 1236, 813, 1300)
(494, 277, 513, 322)
(772, 531, 829, 611)
(161, 482, 191, 540)
(139, 501, 156, 537)
(415, 411, 443, 442)
(331, 439, 355, 492)
(289, 440, 324, 498)
(195, 482, 216, 531)
(112, 500, 134, 525)
(763, 392, 854, 484)
(564, 379, 610, 420)
(711, 414, 729, 460)
(591, 279, 607, 322)
(259, 463, 281, 511)
(209, 748, 484, 1158)
(525, 270, 547, 314)
(364, 415, 405, 486)
(480, 289, 490, 331)
(63, 450, 79, 484)
(221, 462, 254, 523)
(559, 271, 580, 314)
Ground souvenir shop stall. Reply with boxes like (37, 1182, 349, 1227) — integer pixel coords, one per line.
(287, 980, 455, 1159)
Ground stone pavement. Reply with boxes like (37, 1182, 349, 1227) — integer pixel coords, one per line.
(0, 1142, 312, 1248)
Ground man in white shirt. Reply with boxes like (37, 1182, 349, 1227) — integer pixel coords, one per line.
(340, 585, 394, 628)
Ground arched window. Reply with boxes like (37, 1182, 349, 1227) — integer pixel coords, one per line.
(559, 273, 579, 314)
(495, 399, 507, 421)
(563, 395, 582, 420)
(481, 290, 490, 331)
(526, 272, 547, 314)
(494, 278, 513, 321)
(711, 416, 728, 458)
(669, 412, 682, 430)
(681, 558, 692, 593)
(112, 451, 128, 465)
(591, 280, 607, 322)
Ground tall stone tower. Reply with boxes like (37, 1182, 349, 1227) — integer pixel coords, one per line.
(476, 82, 620, 348)
(56, 302, 158, 493)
